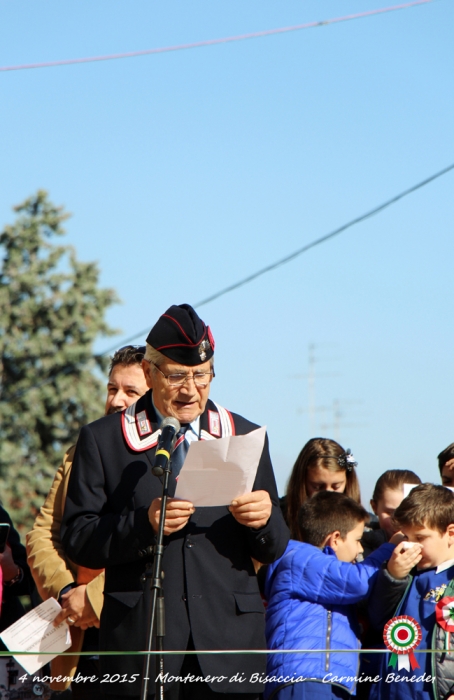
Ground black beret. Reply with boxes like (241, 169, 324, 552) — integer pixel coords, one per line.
(146, 303, 215, 366)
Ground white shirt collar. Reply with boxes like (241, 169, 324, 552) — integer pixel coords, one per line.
(436, 557, 454, 574)
(151, 395, 200, 440)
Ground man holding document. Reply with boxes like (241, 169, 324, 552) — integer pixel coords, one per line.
(61, 303, 289, 700)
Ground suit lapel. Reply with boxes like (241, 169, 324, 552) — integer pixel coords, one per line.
(121, 391, 161, 452)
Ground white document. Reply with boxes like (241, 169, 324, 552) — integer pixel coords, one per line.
(0, 597, 72, 674)
(403, 482, 454, 498)
(174, 426, 266, 506)
(403, 483, 417, 498)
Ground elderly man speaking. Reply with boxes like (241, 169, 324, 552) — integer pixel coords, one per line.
(61, 304, 289, 700)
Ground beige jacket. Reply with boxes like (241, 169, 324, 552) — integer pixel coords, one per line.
(26, 446, 104, 690)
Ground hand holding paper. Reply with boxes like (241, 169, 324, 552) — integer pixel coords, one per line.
(53, 584, 100, 629)
(148, 497, 195, 535)
(0, 598, 72, 674)
(229, 490, 272, 529)
(174, 426, 266, 507)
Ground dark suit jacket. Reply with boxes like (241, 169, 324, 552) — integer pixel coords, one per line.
(61, 392, 289, 696)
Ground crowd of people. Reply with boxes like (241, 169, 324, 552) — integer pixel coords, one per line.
(1, 303, 454, 700)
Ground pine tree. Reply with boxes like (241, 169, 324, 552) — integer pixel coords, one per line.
(0, 191, 119, 533)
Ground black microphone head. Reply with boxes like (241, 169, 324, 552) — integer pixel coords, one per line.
(153, 416, 181, 476)
(160, 416, 181, 434)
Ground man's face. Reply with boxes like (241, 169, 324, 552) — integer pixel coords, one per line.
(105, 363, 149, 415)
(142, 358, 212, 424)
(401, 523, 454, 570)
(334, 521, 365, 563)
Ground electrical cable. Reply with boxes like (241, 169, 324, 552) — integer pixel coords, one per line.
(0, 0, 436, 73)
(4, 160, 453, 402)
(100, 160, 454, 355)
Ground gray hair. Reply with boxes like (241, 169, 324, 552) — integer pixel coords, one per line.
(144, 344, 168, 367)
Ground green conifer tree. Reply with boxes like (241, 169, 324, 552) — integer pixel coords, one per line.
(0, 191, 119, 533)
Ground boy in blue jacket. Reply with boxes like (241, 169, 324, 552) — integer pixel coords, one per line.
(369, 484, 454, 700)
(264, 491, 420, 700)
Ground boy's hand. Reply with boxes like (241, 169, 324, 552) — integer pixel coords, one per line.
(387, 543, 422, 579)
(389, 531, 405, 545)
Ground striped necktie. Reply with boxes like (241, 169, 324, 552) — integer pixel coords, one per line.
(170, 425, 190, 478)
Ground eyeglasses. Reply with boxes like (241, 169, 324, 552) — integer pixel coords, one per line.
(151, 362, 214, 388)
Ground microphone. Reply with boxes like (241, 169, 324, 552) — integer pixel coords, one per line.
(152, 417, 181, 476)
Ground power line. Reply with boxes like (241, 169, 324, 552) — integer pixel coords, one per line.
(5, 159, 453, 402)
(0, 0, 435, 73)
(99, 160, 454, 356)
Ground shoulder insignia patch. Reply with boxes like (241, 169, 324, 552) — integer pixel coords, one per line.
(122, 403, 160, 452)
(208, 410, 221, 437)
(136, 410, 152, 437)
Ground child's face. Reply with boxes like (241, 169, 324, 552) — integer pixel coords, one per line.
(306, 466, 347, 499)
(335, 521, 365, 563)
(441, 459, 454, 488)
(401, 523, 454, 569)
(371, 488, 404, 539)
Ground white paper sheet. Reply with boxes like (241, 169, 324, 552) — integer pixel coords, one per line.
(174, 426, 266, 506)
(0, 597, 72, 674)
(403, 482, 454, 498)
(403, 483, 417, 498)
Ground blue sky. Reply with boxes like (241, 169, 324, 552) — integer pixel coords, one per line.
(1, 0, 453, 502)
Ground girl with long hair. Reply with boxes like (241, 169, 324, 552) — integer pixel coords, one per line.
(284, 437, 360, 540)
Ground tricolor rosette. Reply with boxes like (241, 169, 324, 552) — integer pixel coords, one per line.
(435, 596, 454, 650)
(383, 615, 422, 671)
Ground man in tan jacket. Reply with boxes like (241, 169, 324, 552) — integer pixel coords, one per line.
(26, 345, 148, 696)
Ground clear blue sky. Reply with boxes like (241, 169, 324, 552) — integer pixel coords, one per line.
(1, 0, 453, 503)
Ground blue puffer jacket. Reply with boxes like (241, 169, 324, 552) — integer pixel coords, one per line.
(264, 540, 395, 697)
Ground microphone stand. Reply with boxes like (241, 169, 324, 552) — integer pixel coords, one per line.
(140, 448, 175, 700)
